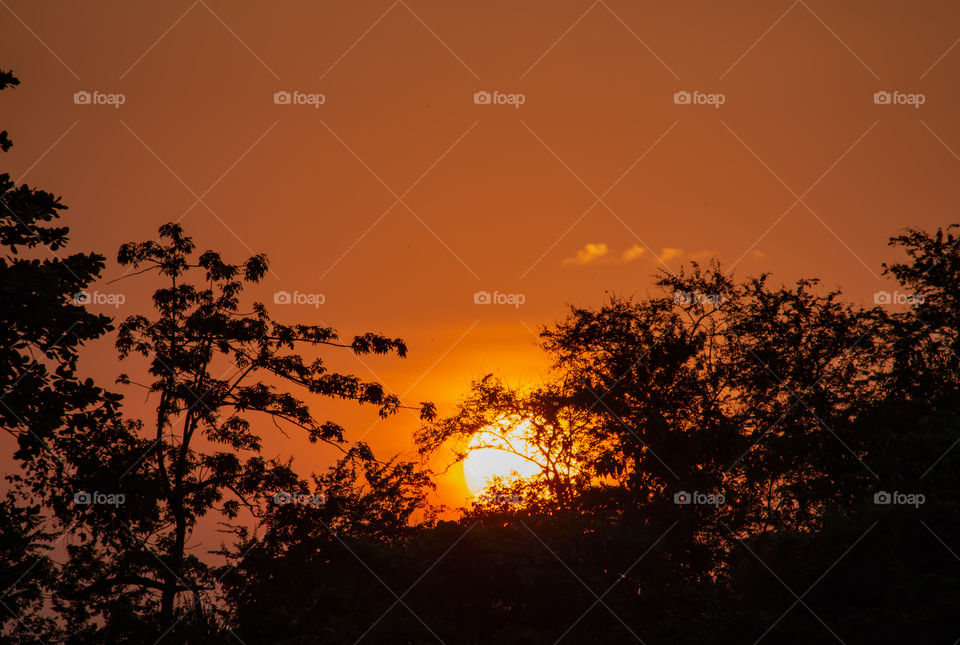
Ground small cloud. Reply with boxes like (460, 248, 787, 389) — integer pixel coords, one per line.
(751, 250, 766, 260)
(655, 247, 715, 265)
(565, 243, 714, 267)
(564, 243, 609, 265)
(621, 245, 646, 261)
(658, 247, 684, 263)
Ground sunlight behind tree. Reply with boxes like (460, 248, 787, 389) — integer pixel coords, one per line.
(463, 419, 544, 497)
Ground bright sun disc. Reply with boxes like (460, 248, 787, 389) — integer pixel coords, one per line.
(463, 420, 542, 497)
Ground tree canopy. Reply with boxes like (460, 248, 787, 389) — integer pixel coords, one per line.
(3, 67, 960, 644)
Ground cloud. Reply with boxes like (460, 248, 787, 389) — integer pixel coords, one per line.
(657, 247, 715, 264)
(565, 243, 651, 266)
(621, 245, 646, 261)
(658, 247, 684, 262)
(564, 243, 716, 267)
(563, 243, 610, 265)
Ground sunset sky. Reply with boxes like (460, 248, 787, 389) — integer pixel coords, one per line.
(4, 0, 960, 508)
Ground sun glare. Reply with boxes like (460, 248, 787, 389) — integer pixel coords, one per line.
(463, 419, 543, 497)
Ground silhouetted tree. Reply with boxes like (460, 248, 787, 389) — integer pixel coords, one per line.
(57, 222, 437, 638)
(0, 69, 120, 643)
(531, 262, 884, 576)
(416, 374, 603, 511)
(220, 443, 439, 644)
(9, 65, 960, 645)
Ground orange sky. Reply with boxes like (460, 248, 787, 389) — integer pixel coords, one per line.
(4, 0, 960, 509)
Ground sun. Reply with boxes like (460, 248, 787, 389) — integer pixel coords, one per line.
(463, 419, 543, 497)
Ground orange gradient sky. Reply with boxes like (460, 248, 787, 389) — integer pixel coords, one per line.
(4, 0, 960, 508)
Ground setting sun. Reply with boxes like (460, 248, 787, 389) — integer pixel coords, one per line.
(463, 420, 543, 496)
(4, 3, 958, 640)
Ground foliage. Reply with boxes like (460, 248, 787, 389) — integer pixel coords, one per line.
(6, 66, 960, 644)
(0, 68, 117, 643)
(227, 227, 960, 643)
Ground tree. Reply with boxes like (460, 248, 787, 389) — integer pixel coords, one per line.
(416, 374, 602, 512)
(0, 66, 116, 487)
(0, 68, 118, 642)
(220, 443, 438, 644)
(59, 222, 437, 637)
(537, 263, 882, 565)
(189, 228, 960, 643)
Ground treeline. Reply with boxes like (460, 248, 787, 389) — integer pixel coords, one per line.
(1, 69, 434, 644)
(3, 69, 960, 643)
(232, 227, 960, 644)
